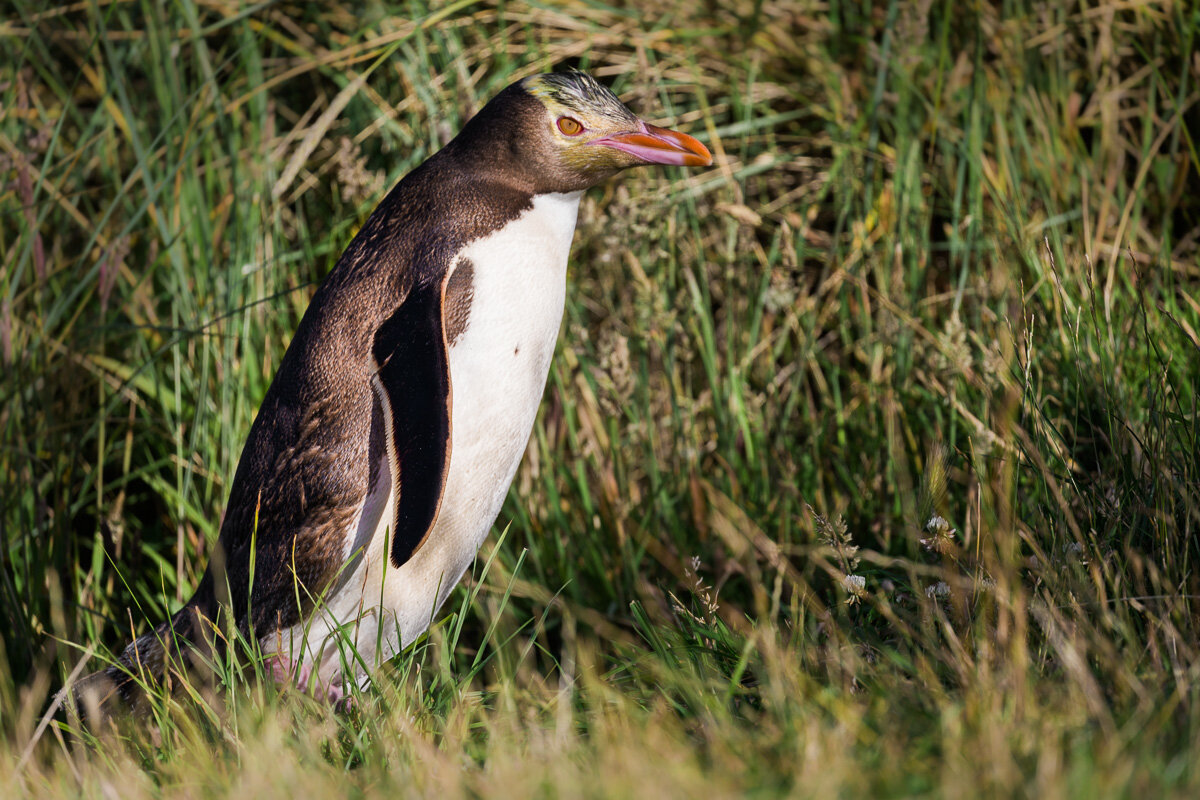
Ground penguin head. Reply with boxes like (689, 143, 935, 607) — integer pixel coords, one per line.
(452, 72, 712, 193)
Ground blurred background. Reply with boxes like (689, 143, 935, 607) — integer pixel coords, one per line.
(2, 0, 1199, 794)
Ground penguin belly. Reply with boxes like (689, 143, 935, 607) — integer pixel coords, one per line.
(266, 190, 582, 687)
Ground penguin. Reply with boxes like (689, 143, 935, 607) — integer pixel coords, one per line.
(74, 71, 711, 718)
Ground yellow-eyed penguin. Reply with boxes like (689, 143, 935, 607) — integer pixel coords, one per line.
(75, 72, 711, 717)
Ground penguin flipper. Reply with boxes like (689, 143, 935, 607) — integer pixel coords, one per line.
(371, 276, 453, 569)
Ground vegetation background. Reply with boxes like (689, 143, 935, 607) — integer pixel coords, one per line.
(3, 0, 1199, 795)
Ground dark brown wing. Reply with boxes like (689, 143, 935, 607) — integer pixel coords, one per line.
(371, 272, 453, 569)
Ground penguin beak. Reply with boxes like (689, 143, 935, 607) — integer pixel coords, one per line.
(591, 121, 713, 167)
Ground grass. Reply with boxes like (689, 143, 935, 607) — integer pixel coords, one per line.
(2, 0, 1199, 795)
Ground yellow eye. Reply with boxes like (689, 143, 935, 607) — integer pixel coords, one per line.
(557, 117, 584, 136)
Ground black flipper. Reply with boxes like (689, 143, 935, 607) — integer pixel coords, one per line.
(371, 275, 453, 569)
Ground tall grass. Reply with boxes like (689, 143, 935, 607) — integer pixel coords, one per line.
(2, 0, 1199, 795)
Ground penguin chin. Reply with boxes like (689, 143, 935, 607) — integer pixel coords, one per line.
(536, 147, 692, 194)
(526, 156, 626, 195)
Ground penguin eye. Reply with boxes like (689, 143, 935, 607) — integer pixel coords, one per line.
(557, 117, 584, 136)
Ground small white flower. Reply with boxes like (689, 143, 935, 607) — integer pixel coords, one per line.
(925, 581, 952, 599)
(843, 574, 867, 605)
(921, 515, 957, 552)
(925, 515, 952, 534)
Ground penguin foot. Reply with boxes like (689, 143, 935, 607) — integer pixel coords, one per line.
(264, 653, 345, 706)
(334, 693, 357, 715)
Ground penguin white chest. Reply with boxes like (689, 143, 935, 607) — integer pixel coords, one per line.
(424, 189, 584, 576)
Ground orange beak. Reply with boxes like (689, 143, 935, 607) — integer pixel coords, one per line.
(591, 121, 712, 167)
